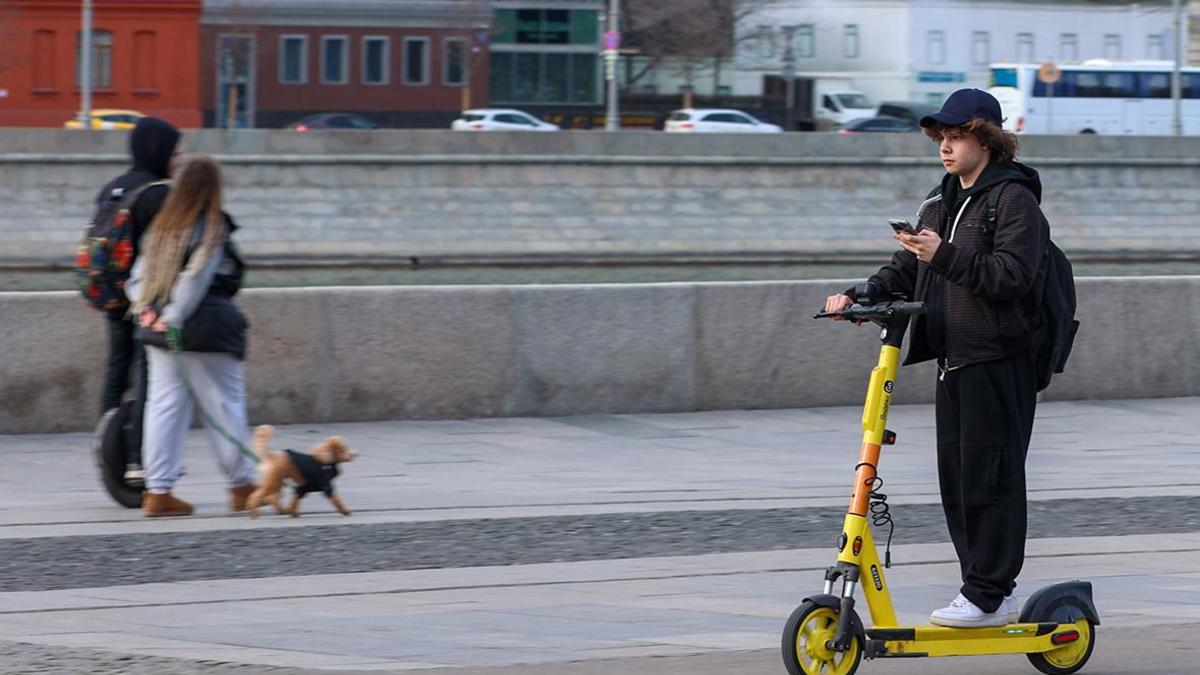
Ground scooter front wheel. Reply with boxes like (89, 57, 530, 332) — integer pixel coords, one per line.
(1026, 598, 1097, 675)
(782, 600, 863, 675)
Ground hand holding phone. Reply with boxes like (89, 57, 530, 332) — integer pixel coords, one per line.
(888, 219, 923, 236)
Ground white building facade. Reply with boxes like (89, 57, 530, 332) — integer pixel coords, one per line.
(735, 0, 1180, 106)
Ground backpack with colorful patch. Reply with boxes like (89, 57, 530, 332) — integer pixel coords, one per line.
(74, 180, 167, 312)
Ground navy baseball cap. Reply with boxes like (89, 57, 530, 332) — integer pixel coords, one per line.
(919, 88, 1003, 128)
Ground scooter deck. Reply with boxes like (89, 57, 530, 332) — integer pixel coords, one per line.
(866, 622, 1085, 657)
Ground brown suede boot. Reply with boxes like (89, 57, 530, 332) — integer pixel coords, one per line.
(229, 483, 258, 512)
(142, 492, 194, 517)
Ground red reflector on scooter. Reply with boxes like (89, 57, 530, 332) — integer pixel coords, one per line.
(1051, 630, 1080, 645)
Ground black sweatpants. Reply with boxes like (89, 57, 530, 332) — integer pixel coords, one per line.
(935, 350, 1036, 613)
(103, 311, 146, 461)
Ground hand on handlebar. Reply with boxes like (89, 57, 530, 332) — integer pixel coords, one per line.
(824, 294, 853, 321)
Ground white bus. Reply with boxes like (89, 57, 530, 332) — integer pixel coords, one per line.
(987, 61, 1200, 135)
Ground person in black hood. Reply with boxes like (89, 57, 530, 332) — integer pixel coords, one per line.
(97, 117, 182, 468)
(825, 89, 1049, 629)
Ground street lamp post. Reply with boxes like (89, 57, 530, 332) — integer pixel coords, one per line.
(781, 26, 797, 132)
(1172, 0, 1183, 136)
(81, 0, 93, 129)
(604, 0, 620, 131)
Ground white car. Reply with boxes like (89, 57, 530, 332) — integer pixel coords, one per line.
(450, 109, 560, 132)
(664, 109, 782, 133)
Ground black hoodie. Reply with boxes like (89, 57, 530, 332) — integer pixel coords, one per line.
(862, 160, 1049, 369)
(94, 117, 180, 266)
(923, 161, 1043, 359)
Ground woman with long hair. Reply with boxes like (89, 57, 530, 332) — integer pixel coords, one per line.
(126, 154, 257, 517)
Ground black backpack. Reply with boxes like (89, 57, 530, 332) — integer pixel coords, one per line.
(982, 185, 1080, 391)
(74, 180, 168, 312)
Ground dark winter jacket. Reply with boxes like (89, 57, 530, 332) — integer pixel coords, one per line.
(95, 118, 181, 316)
(858, 161, 1049, 369)
(130, 213, 249, 359)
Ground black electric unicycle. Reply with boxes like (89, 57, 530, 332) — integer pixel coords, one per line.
(94, 399, 144, 508)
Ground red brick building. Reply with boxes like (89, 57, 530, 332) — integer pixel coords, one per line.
(0, 0, 202, 128)
(201, 0, 492, 128)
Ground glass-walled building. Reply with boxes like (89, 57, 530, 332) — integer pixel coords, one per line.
(489, 1, 603, 106)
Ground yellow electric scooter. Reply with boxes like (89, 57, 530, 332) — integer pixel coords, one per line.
(782, 283, 1098, 675)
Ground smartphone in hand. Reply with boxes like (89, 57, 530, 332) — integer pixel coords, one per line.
(888, 219, 923, 235)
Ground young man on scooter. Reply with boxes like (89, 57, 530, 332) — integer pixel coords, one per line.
(824, 88, 1049, 628)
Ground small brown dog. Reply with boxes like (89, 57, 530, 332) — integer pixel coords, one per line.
(246, 425, 356, 518)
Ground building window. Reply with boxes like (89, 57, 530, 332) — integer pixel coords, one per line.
(571, 53, 598, 102)
(491, 52, 512, 101)
(1015, 32, 1034, 63)
(33, 30, 56, 90)
(971, 31, 990, 65)
(1103, 34, 1121, 59)
(843, 24, 859, 59)
(757, 25, 775, 59)
(76, 29, 113, 88)
(494, 9, 598, 45)
(444, 38, 466, 85)
(279, 35, 307, 84)
(321, 36, 348, 84)
(217, 34, 255, 128)
(1059, 33, 1078, 61)
(1146, 33, 1166, 60)
(515, 52, 537, 100)
(404, 37, 430, 85)
(797, 24, 815, 58)
(490, 51, 598, 103)
(927, 30, 945, 64)
(362, 36, 389, 85)
(133, 31, 157, 90)
(544, 52, 567, 100)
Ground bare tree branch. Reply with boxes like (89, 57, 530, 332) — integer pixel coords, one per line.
(622, 0, 778, 88)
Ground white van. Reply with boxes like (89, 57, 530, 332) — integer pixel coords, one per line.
(816, 91, 876, 127)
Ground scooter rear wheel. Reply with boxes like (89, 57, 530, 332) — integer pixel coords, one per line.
(94, 404, 144, 509)
(782, 600, 863, 675)
(1026, 598, 1097, 675)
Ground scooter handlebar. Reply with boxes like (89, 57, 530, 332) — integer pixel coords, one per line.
(814, 300, 926, 321)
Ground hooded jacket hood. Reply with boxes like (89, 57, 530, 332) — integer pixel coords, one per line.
(940, 159, 1042, 216)
(129, 117, 180, 179)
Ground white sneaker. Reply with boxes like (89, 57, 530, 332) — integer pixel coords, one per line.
(930, 593, 1020, 628)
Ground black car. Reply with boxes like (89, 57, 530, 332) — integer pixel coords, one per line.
(288, 113, 378, 131)
(839, 115, 919, 134)
(876, 101, 940, 126)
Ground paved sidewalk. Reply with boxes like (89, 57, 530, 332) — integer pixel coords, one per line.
(0, 398, 1196, 672)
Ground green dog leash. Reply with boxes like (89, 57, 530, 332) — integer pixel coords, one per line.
(165, 327, 260, 464)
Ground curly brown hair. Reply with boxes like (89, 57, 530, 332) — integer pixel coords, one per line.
(923, 117, 1020, 163)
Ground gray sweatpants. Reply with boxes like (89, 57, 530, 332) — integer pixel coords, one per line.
(142, 346, 257, 492)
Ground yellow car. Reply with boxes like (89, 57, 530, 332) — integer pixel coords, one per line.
(64, 109, 145, 130)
